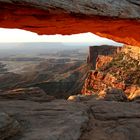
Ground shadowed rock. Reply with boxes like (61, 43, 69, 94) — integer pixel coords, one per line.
(0, 100, 88, 140)
(0, 87, 55, 102)
(80, 99, 140, 140)
(0, 112, 20, 140)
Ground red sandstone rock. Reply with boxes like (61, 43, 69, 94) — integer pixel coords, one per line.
(0, 1, 140, 46)
(82, 45, 140, 100)
(81, 70, 125, 96)
(96, 55, 113, 69)
(87, 45, 122, 68)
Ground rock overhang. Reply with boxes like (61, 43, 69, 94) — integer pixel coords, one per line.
(0, 0, 140, 46)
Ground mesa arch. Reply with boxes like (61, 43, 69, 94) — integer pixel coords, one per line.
(0, 0, 140, 46)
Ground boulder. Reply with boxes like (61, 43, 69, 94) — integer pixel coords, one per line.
(68, 94, 96, 102)
(98, 88, 127, 101)
(0, 112, 20, 140)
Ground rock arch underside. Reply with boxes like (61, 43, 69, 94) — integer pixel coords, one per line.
(0, 0, 140, 46)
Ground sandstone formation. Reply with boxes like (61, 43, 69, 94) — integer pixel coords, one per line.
(0, 0, 140, 46)
(95, 55, 113, 69)
(82, 70, 126, 95)
(0, 61, 89, 99)
(121, 45, 140, 60)
(0, 87, 55, 102)
(80, 99, 140, 140)
(0, 99, 88, 140)
(82, 45, 140, 100)
(87, 45, 122, 69)
(68, 94, 96, 102)
(1, 93, 140, 140)
(0, 112, 20, 140)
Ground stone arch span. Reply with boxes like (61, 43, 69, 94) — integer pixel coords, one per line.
(0, 0, 140, 46)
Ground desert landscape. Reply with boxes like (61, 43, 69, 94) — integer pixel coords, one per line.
(0, 0, 140, 140)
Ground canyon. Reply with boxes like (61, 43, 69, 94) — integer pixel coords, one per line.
(0, 44, 88, 98)
(82, 45, 140, 100)
(0, 44, 140, 140)
(0, 0, 140, 140)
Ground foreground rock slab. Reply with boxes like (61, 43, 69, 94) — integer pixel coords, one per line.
(2, 94, 140, 140)
(0, 99, 88, 140)
(0, 112, 20, 140)
(80, 99, 140, 140)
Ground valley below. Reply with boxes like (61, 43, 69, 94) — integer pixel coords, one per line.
(0, 43, 88, 98)
(0, 43, 140, 140)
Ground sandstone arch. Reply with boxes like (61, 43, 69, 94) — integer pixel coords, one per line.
(0, 0, 140, 46)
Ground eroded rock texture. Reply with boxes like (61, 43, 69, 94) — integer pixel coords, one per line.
(82, 45, 140, 100)
(87, 45, 122, 69)
(0, 112, 20, 140)
(0, 0, 140, 46)
(80, 99, 140, 140)
(0, 99, 88, 140)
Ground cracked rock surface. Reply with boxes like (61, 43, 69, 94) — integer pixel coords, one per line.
(0, 0, 140, 18)
(0, 99, 88, 140)
(1, 96, 140, 140)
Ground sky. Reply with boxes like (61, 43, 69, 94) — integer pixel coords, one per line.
(0, 28, 123, 46)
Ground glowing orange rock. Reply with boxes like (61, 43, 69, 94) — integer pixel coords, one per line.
(0, 2, 140, 46)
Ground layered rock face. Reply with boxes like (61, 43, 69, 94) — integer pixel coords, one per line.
(82, 45, 140, 101)
(122, 45, 140, 60)
(0, 87, 140, 140)
(87, 45, 122, 69)
(0, 0, 140, 46)
(0, 61, 89, 99)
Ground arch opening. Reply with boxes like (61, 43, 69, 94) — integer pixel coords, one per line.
(0, 28, 123, 99)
